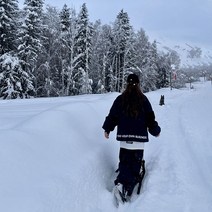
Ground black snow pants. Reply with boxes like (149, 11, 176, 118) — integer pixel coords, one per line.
(115, 148, 144, 196)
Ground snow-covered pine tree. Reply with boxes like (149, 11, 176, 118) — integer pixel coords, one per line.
(140, 41, 159, 92)
(112, 10, 131, 92)
(90, 21, 112, 94)
(0, 0, 19, 55)
(133, 29, 159, 92)
(156, 53, 170, 89)
(17, 0, 44, 97)
(60, 4, 71, 32)
(89, 20, 102, 93)
(122, 28, 138, 79)
(146, 40, 159, 91)
(133, 28, 150, 88)
(0, 53, 34, 99)
(0, 0, 24, 99)
(59, 4, 77, 96)
(100, 24, 116, 92)
(73, 3, 93, 95)
(59, 4, 71, 95)
(36, 5, 61, 97)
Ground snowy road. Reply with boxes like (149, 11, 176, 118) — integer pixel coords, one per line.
(0, 80, 211, 212)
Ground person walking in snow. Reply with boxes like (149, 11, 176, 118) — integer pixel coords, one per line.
(102, 73, 161, 202)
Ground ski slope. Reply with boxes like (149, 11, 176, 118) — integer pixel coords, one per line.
(0, 79, 212, 212)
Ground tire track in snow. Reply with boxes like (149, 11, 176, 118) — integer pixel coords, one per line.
(168, 84, 212, 212)
(178, 90, 212, 194)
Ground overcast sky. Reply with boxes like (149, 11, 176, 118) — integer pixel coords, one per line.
(18, 0, 212, 49)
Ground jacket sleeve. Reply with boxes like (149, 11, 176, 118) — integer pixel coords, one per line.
(102, 96, 120, 133)
(144, 97, 161, 136)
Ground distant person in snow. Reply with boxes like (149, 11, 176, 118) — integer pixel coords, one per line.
(102, 73, 161, 202)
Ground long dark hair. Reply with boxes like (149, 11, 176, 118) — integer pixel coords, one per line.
(121, 83, 145, 118)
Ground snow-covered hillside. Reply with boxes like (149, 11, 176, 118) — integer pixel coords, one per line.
(156, 39, 212, 69)
(0, 79, 212, 212)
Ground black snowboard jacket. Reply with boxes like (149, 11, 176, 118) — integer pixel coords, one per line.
(102, 94, 161, 142)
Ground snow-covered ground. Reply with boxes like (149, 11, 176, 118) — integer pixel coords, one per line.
(0, 79, 212, 212)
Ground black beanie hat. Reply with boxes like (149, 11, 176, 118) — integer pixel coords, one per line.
(127, 74, 139, 84)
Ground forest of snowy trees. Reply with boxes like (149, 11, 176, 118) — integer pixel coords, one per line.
(0, 0, 187, 99)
